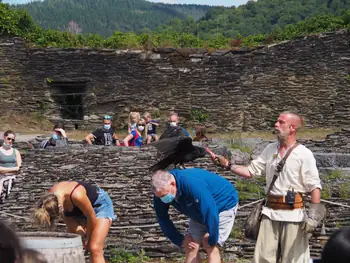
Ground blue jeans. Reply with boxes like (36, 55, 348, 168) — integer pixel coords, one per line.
(93, 188, 116, 221)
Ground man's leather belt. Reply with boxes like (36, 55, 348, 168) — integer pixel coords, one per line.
(267, 194, 304, 210)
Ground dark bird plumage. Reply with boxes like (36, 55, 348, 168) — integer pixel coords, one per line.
(159, 126, 185, 140)
(149, 136, 206, 172)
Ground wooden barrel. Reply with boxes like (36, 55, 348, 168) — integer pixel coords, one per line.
(19, 232, 85, 263)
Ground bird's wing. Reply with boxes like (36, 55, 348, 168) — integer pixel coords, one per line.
(177, 137, 195, 153)
(149, 137, 207, 171)
(159, 126, 185, 140)
(149, 157, 176, 172)
(182, 146, 207, 162)
(152, 137, 182, 158)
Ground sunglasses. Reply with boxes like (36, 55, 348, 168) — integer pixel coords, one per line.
(138, 124, 145, 126)
(104, 115, 112, 120)
(6, 137, 15, 142)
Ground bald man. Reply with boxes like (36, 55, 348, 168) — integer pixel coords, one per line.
(214, 111, 322, 263)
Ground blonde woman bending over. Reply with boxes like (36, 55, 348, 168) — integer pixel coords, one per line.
(34, 181, 116, 263)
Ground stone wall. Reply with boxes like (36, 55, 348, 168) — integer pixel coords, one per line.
(1, 142, 350, 261)
(1, 30, 350, 131)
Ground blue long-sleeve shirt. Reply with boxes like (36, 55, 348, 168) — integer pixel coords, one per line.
(153, 168, 239, 247)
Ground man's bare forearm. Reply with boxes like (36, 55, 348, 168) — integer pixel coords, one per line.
(230, 165, 253, 179)
(311, 188, 321, 203)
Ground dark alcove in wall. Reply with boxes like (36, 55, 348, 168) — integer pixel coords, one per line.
(48, 80, 88, 120)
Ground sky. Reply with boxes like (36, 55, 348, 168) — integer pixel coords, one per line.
(3, 0, 249, 7)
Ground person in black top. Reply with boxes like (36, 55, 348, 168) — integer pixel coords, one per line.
(85, 115, 120, 146)
(34, 181, 116, 263)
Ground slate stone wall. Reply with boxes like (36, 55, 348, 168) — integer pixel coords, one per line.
(1, 30, 350, 131)
(1, 141, 350, 261)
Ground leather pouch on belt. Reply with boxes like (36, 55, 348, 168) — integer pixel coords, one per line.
(267, 193, 304, 210)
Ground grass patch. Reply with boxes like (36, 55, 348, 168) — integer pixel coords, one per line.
(229, 142, 253, 154)
(339, 182, 350, 199)
(328, 170, 342, 180)
(321, 185, 332, 199)
(236, 179, 264, 201)
(110, 249, 151, 263)
(230, 219, 245, 239)
(0, 112, 52, 132)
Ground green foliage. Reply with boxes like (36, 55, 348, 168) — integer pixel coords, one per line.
(104, 31, 142, 49)
(321, 186, 332, 199)
(14, 0, 211, 37)
(235, 179, 264, 201)
(0, 3, 37, 36)
(274, 14, 345, 41)
(229, 142, 253, 154)
(109, 249, 150, 263)
(346, 74, 350, 81)
(1, 2, 350, 50)
(328, 169, 342, 180)
(230, 220, 244, 239)
(205, 34, 230, 49)
(191, 109, 208, 123)
(158, 0, 350, 40)
(241, 34, 267, 47)
(339, 182, 350, 199)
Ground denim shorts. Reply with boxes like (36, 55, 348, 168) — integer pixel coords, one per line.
(93, 188, 117, 221)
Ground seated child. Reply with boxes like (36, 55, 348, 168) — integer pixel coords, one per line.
(144, 112, 159, 144)
(193, 124, 209, 142)
(123, 118, 147, 147)
(128, 112, 141, 133)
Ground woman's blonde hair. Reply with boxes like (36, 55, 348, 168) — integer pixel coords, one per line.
(34, 193, 60, 227)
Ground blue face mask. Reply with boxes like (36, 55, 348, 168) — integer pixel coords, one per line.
(160, 193, 175, 204)
(104, 124, 111, 130)
(52, 134, 59, 140)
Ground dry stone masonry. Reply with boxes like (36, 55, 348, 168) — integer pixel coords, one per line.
(1, 30, 350, 131)
(1, 134, 350, 261)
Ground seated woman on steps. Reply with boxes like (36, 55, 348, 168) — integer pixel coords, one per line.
(0, 130, 22, 203)
(0, 130, 22, 174)
(34, 181, 116, 263)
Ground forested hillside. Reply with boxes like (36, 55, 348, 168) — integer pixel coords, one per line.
(1, 1, 350, 49)
(159, 0, 350, 39)
(14, 0, 211, 36)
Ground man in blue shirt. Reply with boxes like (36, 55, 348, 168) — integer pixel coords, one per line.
(151, 168, 239, 263)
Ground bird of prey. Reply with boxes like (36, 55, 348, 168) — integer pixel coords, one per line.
(159, 126, 185, 140)
(149, 136, 206, 172)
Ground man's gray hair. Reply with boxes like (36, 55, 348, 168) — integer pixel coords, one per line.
(151, 170, 173, 193)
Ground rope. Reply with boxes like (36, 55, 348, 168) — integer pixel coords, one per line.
(239, 199, 264, 209)
(321, 199, 350, 209)
(1, 199, 349, 229)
